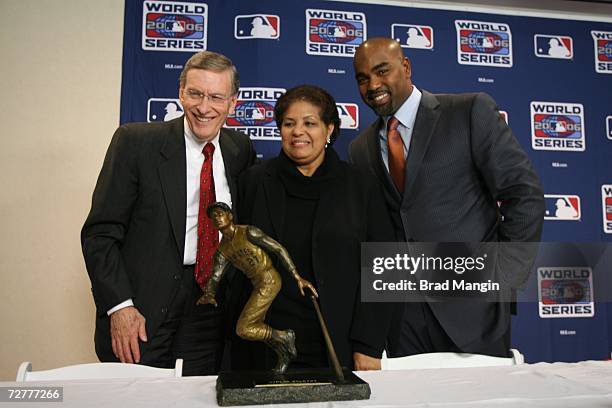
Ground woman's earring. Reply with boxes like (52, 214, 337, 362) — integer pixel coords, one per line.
(325, 136, 331, 148)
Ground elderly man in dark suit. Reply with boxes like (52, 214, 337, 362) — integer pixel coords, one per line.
(349, 37, 544, 358)
(82, 51, 255, 375)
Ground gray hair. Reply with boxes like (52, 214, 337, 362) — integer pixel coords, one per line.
(179, 51, 240, 95)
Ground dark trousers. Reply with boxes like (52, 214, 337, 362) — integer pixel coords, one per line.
(139, 265, 225, 375)
(388, 302, 510, 358)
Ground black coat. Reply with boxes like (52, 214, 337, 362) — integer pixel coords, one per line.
(349, 91, 545, 352)
(232, 149, 395, 369)
(81, 117, 255, 360)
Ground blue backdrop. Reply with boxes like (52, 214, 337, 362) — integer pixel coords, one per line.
(119, 0, 612, 363)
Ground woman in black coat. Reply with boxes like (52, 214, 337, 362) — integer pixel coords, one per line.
(232, 85, 394, 371)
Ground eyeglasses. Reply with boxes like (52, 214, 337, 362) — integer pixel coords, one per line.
(183, 89, 232, 105)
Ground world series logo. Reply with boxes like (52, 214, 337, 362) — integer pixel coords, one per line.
(455, 20, 512, 68)
(534, 34, 573, 59)
(602, 184, 612, 234)
(591, 30, 612, 74)
(306, 9, 366, 57)
(538, 267, 594, 318)
(235, 14, 280, 40)
(531, 102, 585, 152)
(391, 24, 434, 50)
(142, 1, 207, 52)
(225, 87, 285, 141)
(544, 194, 581, 221)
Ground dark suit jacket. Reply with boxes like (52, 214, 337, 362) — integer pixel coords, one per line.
(234, 149, 395, 368)
(81, 117, 255, 360)
(349, 91, 545, 352)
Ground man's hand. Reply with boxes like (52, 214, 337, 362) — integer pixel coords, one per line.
(353, 352, 381, 371)
(110, 306, 147, 364)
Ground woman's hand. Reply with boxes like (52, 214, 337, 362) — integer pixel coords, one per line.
(353, 352, 381, 370)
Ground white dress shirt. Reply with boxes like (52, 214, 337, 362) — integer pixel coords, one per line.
(378, 85, 422, 170)
(183, 119, 231, 265)
(107, 118, 231, 315)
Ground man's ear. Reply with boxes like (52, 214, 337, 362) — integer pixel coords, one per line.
(228, 95, 238, 116)
(402, 57, 412, 79)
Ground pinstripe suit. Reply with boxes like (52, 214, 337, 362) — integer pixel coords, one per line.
(82, 117, 255, 371)
(349, 90, 544, 355)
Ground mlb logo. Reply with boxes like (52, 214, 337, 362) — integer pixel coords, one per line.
(591, 30, 612, 74)
(531, 101, 585, 152)
(455, 20, 512, 67)
(602, 184, 612, 233)
(147, 98, 183, 122)
(607, 115, 612, 140)
(534, 34, 573, 59)
(540, 280, 591, 305)
(336, 103, 359, 129)
(142, 1, 207, 52)
(306, 9, 366, 57)
(391, 24, 434, 50)
(235, 14, 280, 39)
(544, 194, 581, 221)
(499, 110, 508, 124)
(538, 267, 594, 318)
(226, 87, 285, 141)
(228, 101, 275, 126)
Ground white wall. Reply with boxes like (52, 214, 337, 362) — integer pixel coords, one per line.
(0, 0, 124, 380)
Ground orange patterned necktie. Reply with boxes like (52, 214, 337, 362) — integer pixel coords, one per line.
(387, 116, 405, 193)
(194, 142, 219, 289)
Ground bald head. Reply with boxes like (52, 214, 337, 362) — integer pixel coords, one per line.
(353, 37, 413, 117)
(355, 37, 405, 62)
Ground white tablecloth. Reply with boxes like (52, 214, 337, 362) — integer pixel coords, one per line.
(2, 361, 611, 407)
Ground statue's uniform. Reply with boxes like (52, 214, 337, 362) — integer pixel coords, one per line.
(218, 226, 281, 342)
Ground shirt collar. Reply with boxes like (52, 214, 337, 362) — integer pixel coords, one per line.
(383, 85, 422, 131)
(183, 117, 221, 153)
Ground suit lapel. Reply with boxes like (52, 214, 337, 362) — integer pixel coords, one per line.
(403, 90, 440, 203)
(219, 129, 240, 214)
(158, 117, 187, 259)
(262, 161, 286, 241)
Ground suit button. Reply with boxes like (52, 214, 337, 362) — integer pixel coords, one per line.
(161, 307, 168, 314)
(173, 274, 180, 280)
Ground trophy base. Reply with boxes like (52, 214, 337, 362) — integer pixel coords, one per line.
(215, 368, 371, 406)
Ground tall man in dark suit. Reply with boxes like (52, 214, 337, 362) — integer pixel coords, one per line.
(82, 51, 255, 374)
(349, 37, 544, 357)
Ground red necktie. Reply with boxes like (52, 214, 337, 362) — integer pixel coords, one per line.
(195, 142, 218, 289)
(387, 116, 405, 193)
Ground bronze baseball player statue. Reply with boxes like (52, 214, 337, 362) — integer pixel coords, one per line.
(197, 202, 318, 373)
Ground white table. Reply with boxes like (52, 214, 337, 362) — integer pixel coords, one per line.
(2, 361, 611, 407)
